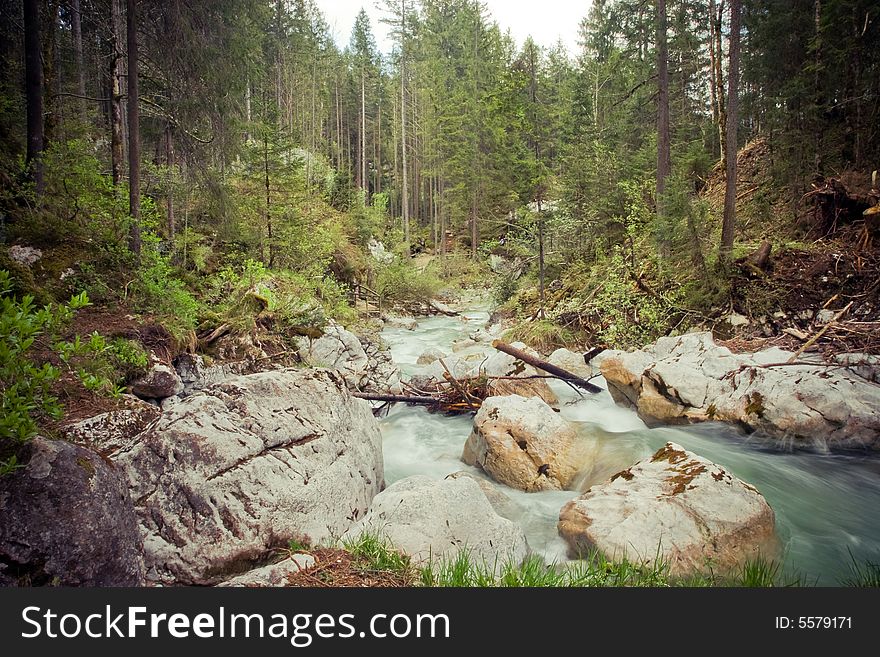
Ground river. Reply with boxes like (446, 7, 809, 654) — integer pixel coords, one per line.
(377, 304, 880, 585)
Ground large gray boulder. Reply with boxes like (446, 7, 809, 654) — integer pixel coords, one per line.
(594, 332, 880, 449)
(462, 395, 592, 492)
(342, 475, 529, 567)
(298, 323, 401, 393)
(0, 437, 145, 586)
(558, 442, 777, 577)
(61, 400, 159, 455)
(114, 369, 383, 585)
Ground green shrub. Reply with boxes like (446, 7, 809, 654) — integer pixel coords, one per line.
(375, 260, 440, 306)
(55, 332, 149, 397)
(0, 270, 89, 475)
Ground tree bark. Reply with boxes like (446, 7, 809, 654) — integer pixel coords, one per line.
(72, 0, 86, 116)
(400, 0, 410, 249)
(110, 0, 124, 186)
(720, 0, 742, 257)
(127, 0, 141, 256)
(656, 0, 671, 203)
(713, 0, 727, 164)
(23, 0, 44, 193)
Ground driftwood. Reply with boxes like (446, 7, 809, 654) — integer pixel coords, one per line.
(491, 340, 602, 393)
(351, 392, 437, 404)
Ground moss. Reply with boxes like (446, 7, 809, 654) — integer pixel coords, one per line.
(75, 455, 96, 478)
(651, 443, 688, 465)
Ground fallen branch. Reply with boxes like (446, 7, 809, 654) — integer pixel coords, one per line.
(787, 302, 854, 363)
(491, 340, 603, 393)
(439, 358, 478, 409)
(351, 392, 438, 404)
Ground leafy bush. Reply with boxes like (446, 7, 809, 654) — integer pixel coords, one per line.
(375, 260, 441, 306)
(0, 270, 89, 475)
(55, 333, 149, 397)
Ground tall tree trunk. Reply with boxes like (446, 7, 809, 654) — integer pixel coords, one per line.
(127, 0, 141, 256)
(707, 0, 719, 159)
(656, 0, 671, 203)
(376, 101, 382, 194)
(813, 0, 822, 172)
(720, 0, 742, 257)
(400, 0, 410, 249)
(23, 0, 44, 194)
(72, 0, 86, 114)
(537, 200, 545, 318)
(264, 130, 273, 267)
(110, 0, 124, 186)
(713, 0, 727, 164)
(470, 3, 479, 260)
(361, 68, 367, 195)
(165, 124, 175, 241)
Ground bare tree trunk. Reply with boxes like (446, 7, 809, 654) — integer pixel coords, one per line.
(707, 0, 719, 159)
(165, 124, 175, 241)
(376, 101, 382, 194)
(713, 0, 727, 164)
(720, 0, 742, 257)
(110, 0, 124, 186)
(127, 0, 141, 256)
(23, 0, 44, 194)
(361, 68, 367, 195)
(656, 0, 671, 202)
(400, 0, 410, 249)
(264, 129, 274, 267)
(72, 0, 87, 115)
(538, 199, 545, 318)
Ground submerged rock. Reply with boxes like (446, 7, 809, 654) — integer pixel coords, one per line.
(114, 368, 383, 585)
(0, 437, 145, 586)
(558, 442, 776, 576)
(462, 395, 591, 492)
(382, 315, 418, 331)
(416, 346, 447, 366)
(342, 475, 529, 567)
(594, 331, 880, 449)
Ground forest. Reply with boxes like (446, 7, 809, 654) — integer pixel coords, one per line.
(1, 0, 879, 588)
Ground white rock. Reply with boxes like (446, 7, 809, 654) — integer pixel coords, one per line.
(558, 442, 777, 576)
(114, 369, 384, 585)
(343, 475, 529, 567)
(548, 348, 594, 379)
(8, 244, 42, 266)
(462, 395, 592, 492)
(61, 403, 160, 454)
(416, 347, 447, 366)
(598, 332, 880, 449)
(218, 554, 316, 587)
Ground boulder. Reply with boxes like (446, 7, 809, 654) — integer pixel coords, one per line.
(129, 361, 184, 400)
(342, 475, 528, 567)
(218, 554, 315, 587)
(595, 332, 880, 449)
(61, 401, 159, 455)
(462, 395, 590, 492)
(558, 442, 777, 577)
(416, 347, 447, 366)
(479, 342, 558, 405)
(548, 348, 595, 380)
(382, 315, 418, 331)
(358, 332, 403, 393)
(114, 369, 383, 585)
(0, 437, 145, 586)
(298, 324, 401, 393)
(444, 471, 523, 521)
(209, 332, 268, 362)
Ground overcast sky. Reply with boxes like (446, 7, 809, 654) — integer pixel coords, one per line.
(314, 0, 592, 56)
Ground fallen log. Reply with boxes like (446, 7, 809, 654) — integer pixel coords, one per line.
(351, 392, 438, 405)
(491, 340, 603, 393)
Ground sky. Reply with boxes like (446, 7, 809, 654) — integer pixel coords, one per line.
(313, 0, 593, 56)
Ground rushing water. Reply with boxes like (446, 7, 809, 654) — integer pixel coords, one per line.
(378, 306, 880, 584)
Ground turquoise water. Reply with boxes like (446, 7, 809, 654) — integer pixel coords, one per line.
(379, 309, 880, 584)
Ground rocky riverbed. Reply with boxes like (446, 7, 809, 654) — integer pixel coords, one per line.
(2, 297, 880, 586)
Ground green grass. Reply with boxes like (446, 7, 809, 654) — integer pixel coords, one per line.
(338, 535, 870, 588)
